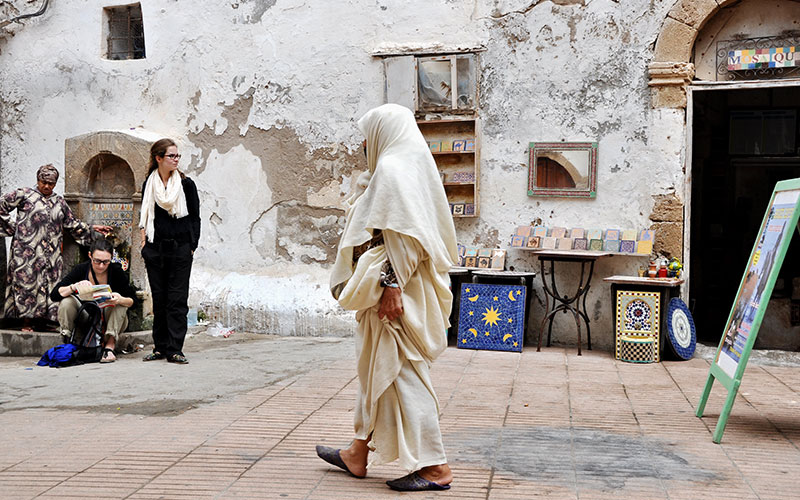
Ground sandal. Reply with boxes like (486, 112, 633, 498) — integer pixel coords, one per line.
(100, 348, 116, 363)
(168, 353, 189, 364)
(142, 351, 165, 362)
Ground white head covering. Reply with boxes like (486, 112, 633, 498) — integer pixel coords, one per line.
(330, 104, 457, 297)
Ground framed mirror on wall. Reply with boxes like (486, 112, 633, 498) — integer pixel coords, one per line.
(528, 142, 598, 198)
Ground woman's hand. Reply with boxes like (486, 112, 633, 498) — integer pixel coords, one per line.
(109, 292, 133, 308)
(378, 287, 403, 321)
(92, 225, 113, 235)
(140, 229, 146, 249)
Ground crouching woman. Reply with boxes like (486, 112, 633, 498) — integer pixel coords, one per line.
(50, 239, 136, 363)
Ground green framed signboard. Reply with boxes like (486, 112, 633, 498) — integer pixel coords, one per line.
(696, 178, 800, 443)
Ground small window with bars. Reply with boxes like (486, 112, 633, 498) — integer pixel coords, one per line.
(104, 3, 145, 60)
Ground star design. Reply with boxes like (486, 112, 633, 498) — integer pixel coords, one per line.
(485, 331, 490, 336)
(508, 318, 513, 323)
(493, 296, 498, 301)
(465, 288, 470, 293)
(461, 338, 467, 344)
(513, 341, 518, 347)
(468, 311, 474, 316)
(516, 290, 521, 295)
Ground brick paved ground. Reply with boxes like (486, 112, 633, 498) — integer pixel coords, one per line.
(1, 340, 799, 499)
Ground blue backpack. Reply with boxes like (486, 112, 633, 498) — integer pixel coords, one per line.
(37, 300, 104, 367)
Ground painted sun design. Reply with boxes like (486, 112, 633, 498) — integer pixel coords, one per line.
(482, 305, 502, 327)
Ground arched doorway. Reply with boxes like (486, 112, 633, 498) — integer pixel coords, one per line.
(649, 0, 800, 349)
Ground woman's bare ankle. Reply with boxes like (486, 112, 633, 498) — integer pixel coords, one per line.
(418, 463, 452, 485)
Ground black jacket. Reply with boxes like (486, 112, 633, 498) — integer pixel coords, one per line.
(141, 176, 201, 250)
(50, 261, 137, 304)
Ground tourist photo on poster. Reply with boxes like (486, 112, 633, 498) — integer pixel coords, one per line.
(716, 190, 800, 378)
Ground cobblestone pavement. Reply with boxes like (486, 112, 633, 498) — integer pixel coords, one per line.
(1, 334, 798, 499)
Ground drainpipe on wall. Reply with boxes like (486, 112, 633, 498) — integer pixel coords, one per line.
(0, 0, 49, 29)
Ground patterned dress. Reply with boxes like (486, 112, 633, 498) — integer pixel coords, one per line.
(0, 187, 93, 321)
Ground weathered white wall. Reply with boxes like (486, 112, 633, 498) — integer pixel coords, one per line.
(0, 0, 688, 347)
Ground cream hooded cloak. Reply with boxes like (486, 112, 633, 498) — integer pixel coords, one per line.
(330, 104, 458, 471)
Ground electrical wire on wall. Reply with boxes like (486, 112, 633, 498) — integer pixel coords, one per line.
(0, 0, 49, 29)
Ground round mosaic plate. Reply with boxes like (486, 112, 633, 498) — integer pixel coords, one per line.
(666, 298, 696, 360)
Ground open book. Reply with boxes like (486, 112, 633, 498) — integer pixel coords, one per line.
(77, 284, 114, 307)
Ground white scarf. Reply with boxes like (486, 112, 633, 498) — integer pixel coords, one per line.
(139, 169, 189, 243)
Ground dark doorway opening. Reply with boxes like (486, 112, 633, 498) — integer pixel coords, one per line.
(690, 86, 800, 345)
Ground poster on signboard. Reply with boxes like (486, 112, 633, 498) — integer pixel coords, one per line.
(715, 189, 800, 378)
(697, 179, 800, 443)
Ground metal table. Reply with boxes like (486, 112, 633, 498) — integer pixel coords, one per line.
(532, 250, 612, 355)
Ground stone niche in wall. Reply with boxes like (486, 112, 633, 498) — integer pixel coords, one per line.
(62, 129, 165, 321)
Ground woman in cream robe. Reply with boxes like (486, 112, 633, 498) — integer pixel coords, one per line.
(319, 104, 458, 490)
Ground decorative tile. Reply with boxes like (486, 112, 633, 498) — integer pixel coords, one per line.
(510, 235, 526, 247)
(458, 283, 526, 352)
(533, 226, 548, 238)
(570, 228, 585, 239)
(557, 237, 573, 249)
(586, 228, 603, 241)
(491, 250, 506, 270)
(636, 240, 653, 255)
(541, 237, 557, 249)
(603, 239, 620, 252)
(573, 238, 588, 250)
(621, 229, 637, 241)
(639, 229, 655, 241)
(551, 227, 567, 239)
(619, 240, 636, 253)
(589, 239, 603, 251)
(451, 171, 475, 183)
(526, 236, 541, 248)
(516, 226, 532, 237)
(615, 290, 661, 362)
(605, 229, 621, 240)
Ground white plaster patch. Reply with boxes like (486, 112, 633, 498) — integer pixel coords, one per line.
(194, 144, 276, 270)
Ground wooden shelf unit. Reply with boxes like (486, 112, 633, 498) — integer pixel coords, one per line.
(417, 117, 479, 218)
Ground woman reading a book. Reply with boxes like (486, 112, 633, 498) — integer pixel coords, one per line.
(51, 238, 136, 363)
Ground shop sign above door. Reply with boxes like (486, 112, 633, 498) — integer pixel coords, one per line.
(716, 35, 800, 80)
(727, 46, 796, 70)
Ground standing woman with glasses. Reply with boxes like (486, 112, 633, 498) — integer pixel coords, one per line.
(139, 138, 201, 364)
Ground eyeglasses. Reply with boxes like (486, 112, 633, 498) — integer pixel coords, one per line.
(91, 258, 111, 266)
(164, 154, 181, 160)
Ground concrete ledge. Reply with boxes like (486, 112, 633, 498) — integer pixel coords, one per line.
(0, 329, 153, 357)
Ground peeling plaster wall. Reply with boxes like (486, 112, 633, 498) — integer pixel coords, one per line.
(0, 1, 688, 347)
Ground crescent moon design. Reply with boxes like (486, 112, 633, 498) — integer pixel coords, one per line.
(468, 295, 479, 302)
(508, 291, 516, 301)
(468, 328, 478, 338)
(503, 333, 513, 342)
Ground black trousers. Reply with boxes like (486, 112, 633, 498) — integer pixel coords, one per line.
(142, 241, 193, 356)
